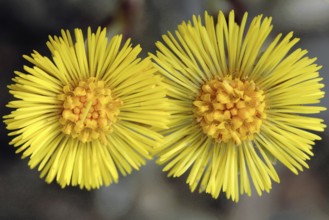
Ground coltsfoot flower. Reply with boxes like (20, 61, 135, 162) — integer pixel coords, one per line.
(4, 27, 169, 189)
(150, 10, 326, 202)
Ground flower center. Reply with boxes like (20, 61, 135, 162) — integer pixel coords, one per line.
(193, 77, 266, 145)
(58, 77, 122, 144)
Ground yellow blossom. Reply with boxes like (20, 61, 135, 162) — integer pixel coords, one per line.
(4, 27, 169, 190)
(150, 10, 326, 202)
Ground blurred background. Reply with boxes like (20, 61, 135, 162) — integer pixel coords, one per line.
(1, 0, 329, 219)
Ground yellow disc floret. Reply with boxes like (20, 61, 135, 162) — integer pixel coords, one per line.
(193, 76, 266, 145)
(58, 77, 122, 144)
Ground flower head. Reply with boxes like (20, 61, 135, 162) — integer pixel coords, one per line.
(150, 11, 326, 202)
(4, 27, 168, 189)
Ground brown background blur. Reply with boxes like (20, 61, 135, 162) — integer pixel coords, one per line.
(0, 0, 329, 219)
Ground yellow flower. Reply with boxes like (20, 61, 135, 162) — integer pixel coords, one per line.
(4, 27, 168, 190)
(150, 10, 326, 202)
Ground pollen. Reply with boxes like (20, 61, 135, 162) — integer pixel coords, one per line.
(58, 77, 122, 144)
(193, 76, 266, 145)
